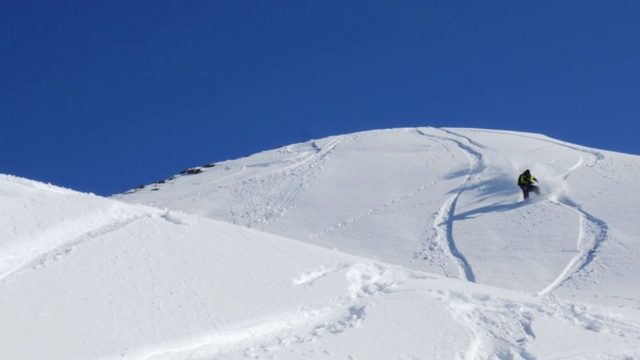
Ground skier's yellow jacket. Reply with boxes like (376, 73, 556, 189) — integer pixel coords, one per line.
(518, 172, 537, 186)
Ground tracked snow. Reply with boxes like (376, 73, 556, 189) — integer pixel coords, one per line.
(3, 127, 640, 359)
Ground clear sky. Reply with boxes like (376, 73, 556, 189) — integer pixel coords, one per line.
(2, 1, 639, 196)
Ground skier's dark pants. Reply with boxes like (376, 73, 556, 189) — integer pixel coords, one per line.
(519, 184, 540, 200)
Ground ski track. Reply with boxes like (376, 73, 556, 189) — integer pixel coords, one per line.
(444, 128, 605, 166)
(208, 135, 351, 230)
(432, 128, 611, 297)
(306, 180, 438, 240)
(124, 136, 345, 226)
(444, 289, 640, 359)
(473, 128, 610, 297)
(446, 291, 537, 360)
(533, 145, 609, 296)
(414, 128, 485, 283)
(292, 262, 350, 286)
(249, 131, 379, 231)
(246, 137, 344, 230)
(140, 263, 409, 360)
(0, 210, 149, 282)
(137, 262, 640, 360)
(308, 128, 484, 283)
(296, 131, 441, 240)
(434, 194, 476, 282)
(537, 195, 610, 296)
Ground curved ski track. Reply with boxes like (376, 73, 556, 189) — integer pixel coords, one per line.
(480, 129, 610, 296)
(0, 207, 149, 282)
(411, 127, 611, 299)
(138, 262, 640, 360)
(536, 154, 609, 296)
(414, 128, 485, 282)
(441, 128, 611, 296)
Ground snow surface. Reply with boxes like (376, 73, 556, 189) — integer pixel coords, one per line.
(4, 127, 640, 359)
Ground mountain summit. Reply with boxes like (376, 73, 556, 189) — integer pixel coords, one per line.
(4, 127, 640, 359)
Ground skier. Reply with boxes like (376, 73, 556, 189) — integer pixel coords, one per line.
(518, 169, 540, 200)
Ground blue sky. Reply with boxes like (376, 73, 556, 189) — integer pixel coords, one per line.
(2, 1, 639, 196)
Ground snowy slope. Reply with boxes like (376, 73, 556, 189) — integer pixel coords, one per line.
(3, 127, 640, 359)
(117, 127, 640, 307)
(2, 174, 470, 359)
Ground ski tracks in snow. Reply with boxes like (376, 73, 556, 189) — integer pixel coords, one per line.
(429, 193, 476, 282)
(414, 128, 612, 298)
(306, 180, 438, 241)
(0, 204, 152, 282)
(305, 128, 484, 283)
(444, 287, 640, 360)
(141, 262, 415, 360)
(537, 167, 610, 296)
(141, 261, 640, 360)
(226, 136, 346, 230)
(414, 128, 485, 283)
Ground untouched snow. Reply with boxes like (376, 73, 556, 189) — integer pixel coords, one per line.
(4, 127, 640, 359)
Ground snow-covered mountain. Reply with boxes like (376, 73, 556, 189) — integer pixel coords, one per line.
(3, 127, 640, 359)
